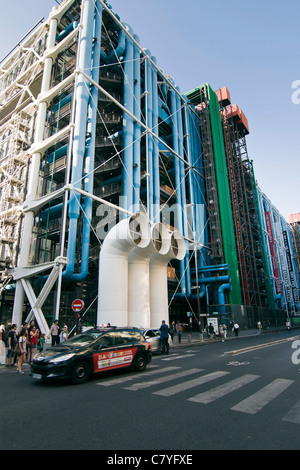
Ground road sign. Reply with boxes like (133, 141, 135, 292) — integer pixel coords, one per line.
(72, 299, 84, 312)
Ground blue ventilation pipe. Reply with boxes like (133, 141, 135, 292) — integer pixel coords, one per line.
(169, 81, 185, 294)
(152, 56, 160, 223)
(176, 85, 191, 295)
(122, 24, 134, 214)
(132, 34, 141, 212)
(144, 49, 154, 220)
(100, 29, 126, 66)
(63, 0, 102, 281)
(56, 22, 78, 43)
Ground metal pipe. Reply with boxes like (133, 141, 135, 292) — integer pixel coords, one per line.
(97, 213, 150, 327)
(132, 34, 141, 212)
(122, 24, 134, 213)
(56, 21, 78, 43)
(144, 50, 154, 220)
(149, 230, 186, 328)
(170, 82, 185, 294)
(64, 0, 95, 279)
(128, 222, 169, 328)
(152, 56, 160, 223)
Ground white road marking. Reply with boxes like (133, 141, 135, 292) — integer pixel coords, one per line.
(161, 354, 196, 361)
(282, 399, 300, 424)
(154, 371, 230, 397)
(96, 366, 179, 386)
(231, 378, 294, 414)
(188, 374, 260, 404)
(124, 368, 203, 391)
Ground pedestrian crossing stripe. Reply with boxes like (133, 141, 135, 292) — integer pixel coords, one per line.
(96, 366, 298, 423)
(123, 368, 203, 391)
(187, 374, 260, 404)
(282, 399, 300, 424)
(231, 378, 294, 415)
(96, 366, 179, 386)
(161, 354, 196, 362)
(153, 371, 230, 397)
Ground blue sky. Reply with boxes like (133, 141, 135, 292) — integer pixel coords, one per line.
(1, 0, 299, 220)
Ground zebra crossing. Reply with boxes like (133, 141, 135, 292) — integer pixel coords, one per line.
(96, 354, 299, 424)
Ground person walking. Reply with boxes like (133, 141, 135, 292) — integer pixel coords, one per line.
(234, 322, 240, 336)
(16, 328, 27, 374)
(176, 320, 183, 344)
(222, 323, 227, 339)
(169, 321, 176, 343)
(208, 323, 215, 339)
(159, 320, 170, 354)
(0, 322, 5, 342)
(5, 324, 17, 368)
(59, 326, 68, 343)
(28, 326, 39, 363)
(37, 333, 45, 352)
(48, 320, 60, 346)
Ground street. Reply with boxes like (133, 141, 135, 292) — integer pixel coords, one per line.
(1, 330, 300, 451)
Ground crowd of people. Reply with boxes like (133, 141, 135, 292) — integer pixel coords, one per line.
(0, 320, 69, 374)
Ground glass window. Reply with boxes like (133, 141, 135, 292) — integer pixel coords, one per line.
(94, 332, 116, 348)
(119, 330, 143, 344)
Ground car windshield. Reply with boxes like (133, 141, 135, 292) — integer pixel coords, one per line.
(62, 332, 102, 347)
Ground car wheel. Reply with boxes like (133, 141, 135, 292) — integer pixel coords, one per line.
(71, 361, 90, 384)
(134, 354, 147, 372)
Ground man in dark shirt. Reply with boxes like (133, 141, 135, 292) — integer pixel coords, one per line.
(6, 324, 18, 367)
(159, 320, 170, 355)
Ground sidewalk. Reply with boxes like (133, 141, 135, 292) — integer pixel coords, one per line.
(169, 325, 300, 349)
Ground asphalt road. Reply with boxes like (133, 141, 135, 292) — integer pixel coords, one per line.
(1, 330, 300, 451)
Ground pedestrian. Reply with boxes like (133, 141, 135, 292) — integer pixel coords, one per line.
(176, 320, 183, 344)
(5, 324, 18, 368)
(234, 322, 239, 336)
(59, 326, 68, 343)
(47, 320, 60, 346)
(159, 320, 169, 354)
(0, 322, 5, 342)
(169, 321, 176, 343)
(28, 327, 39, 362)
(223, 323, 227, 339)
(208, 323, 215, 339)
(16, 328, 27, 374)
(37, 333, 45, 352)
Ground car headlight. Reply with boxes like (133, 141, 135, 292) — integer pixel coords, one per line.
(49, 353, 75, 364)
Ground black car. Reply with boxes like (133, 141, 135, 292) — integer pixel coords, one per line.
(30, 327, 152, 384)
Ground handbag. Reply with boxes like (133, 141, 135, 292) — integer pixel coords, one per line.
(14, 342, 22, 357)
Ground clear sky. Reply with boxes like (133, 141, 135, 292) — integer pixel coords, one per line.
(0, 0, 299, 221)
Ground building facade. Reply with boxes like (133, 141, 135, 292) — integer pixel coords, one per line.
(0, 0, 299, 333)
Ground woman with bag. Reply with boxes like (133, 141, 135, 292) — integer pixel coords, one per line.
(176, 321, 184, 344)
(16, 328, 27, 374)
(28, 327, 39, 363)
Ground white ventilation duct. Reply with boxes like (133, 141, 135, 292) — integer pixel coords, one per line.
(149, 229, 186, 328)
(97, 213, 150, 327)
(128, 222, 170, 328)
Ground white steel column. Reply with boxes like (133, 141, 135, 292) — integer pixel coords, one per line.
(12, 14, 58, 329)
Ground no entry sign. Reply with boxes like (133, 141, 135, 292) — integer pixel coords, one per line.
(72, 299, 84, 312)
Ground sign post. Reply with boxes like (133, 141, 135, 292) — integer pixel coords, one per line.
(72, 299, 84, 334)
(72, 299, 84, 312)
